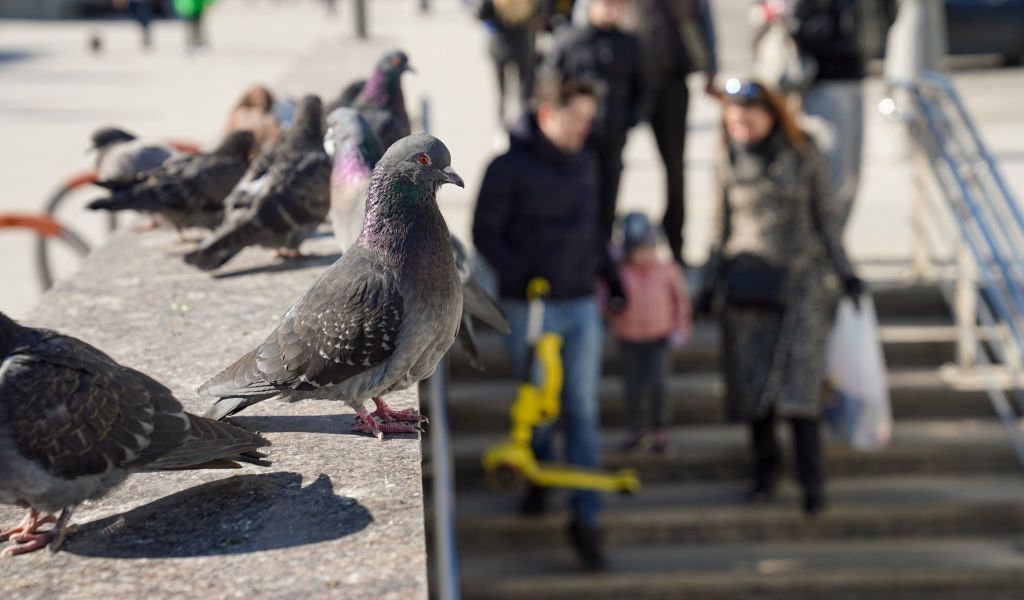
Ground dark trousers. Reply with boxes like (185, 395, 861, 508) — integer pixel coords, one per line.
(649, 75, 690, 264)
(619, 338, 670, 430)
(749, 406, 823, 493)
(490, 31, 535, 125)
(591, 134, 627, 240)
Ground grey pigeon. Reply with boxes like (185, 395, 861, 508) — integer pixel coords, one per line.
(326, 50, 413, 151)
(324, 107, 384, 252)
(200, 134, 464, 439)
(449, 233, 510, 370)
(321, 111, 508, 365)
(90, 126, 179, 185)
(0, 312, 269, 557)
(183, 95, 332, 271)
(87, 131, 255, 234)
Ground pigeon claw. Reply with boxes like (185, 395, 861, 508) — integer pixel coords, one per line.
(370, 397, 428, 425)
(0, 510, 55, 543)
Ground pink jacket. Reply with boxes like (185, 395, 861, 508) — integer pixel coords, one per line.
(610, 260, 692, 343)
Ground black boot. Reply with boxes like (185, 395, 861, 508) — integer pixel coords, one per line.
(519, 485, 548, 517)
(803, 487, 827, 516)
(568, 520, 608, 572)
(745, 481, 776, 504)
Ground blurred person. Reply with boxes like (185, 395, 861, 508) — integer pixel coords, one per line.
(627, 0, 717, 266)
(473, 77, 626, 571)
(609, 212, 691, 454)
(699, 80, 862, 515)
(543, 0, 645, 241)
(787, 0, 896, 228)
(224, 85, 283, 153)
(114, 0, 154, 49)
(174, 0, 213, 52)
(477, 0, 539, 127)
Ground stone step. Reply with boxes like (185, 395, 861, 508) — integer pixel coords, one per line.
(448, 320, 958, 379)
(458, 537, 1024, 600)
(431, 420, 1021, 489)
(435, 368, 997, 432)
(441, 476, 1024, 550)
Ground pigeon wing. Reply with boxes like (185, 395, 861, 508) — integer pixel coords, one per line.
(0, 334, 190, 480)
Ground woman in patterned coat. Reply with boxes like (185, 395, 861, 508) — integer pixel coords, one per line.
(700, 79, 863, 514)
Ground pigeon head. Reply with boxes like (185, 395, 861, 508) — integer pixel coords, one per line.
(378, 50, 414, 77)
(376, 134, 463, 191)
(213, 131, 257, 159)
(287, 95, 325, 144)
(324, 107, 382, 164)
(90, 127, 136, 151)
(357, 50, 413, 108)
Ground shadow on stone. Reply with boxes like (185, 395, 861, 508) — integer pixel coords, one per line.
(212, 253, 341, 279)
(232, 414, 420, 439)
(65, 472, 371, 558)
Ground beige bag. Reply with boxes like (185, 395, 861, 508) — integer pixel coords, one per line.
(753, 19, 818, 93)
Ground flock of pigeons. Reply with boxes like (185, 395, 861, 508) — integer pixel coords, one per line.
(0, 50, 508, 557)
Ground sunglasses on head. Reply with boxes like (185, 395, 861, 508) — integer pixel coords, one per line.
(723, 79, 767, 104)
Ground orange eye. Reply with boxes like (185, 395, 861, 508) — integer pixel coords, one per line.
(417, 153, 431, 166)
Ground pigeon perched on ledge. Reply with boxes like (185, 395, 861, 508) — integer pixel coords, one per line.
(90, 126, 179, 185)
(0, 312, 269, 557)
(200, 134, 464, 439)
(449, 233, 510, 369)
(87, 131, 255, 234)
(324, 107, 384, 253)
(184, 95, 331, 271)
(326, 50, 414, 151)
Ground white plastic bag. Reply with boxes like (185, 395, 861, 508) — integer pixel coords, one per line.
(824, 295, 892, 450)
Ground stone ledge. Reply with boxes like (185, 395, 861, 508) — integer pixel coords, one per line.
(1, 229, 426, 599)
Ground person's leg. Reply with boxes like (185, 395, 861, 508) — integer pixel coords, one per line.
(790, 416, 825, 514)
(559, 298, 604, 526)
(748, 405, 780, 499)
(648, 338, 670, 429)
(514, 30, 536, 115)
(801, 80, 865, 230)
(651, 76, 690, 264)
(618, 340, 647, 447)
(560, 297, 606, 570)
(592, 137, 626, 240)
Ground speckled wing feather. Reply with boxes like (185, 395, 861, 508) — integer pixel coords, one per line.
(0, 332, 191, 480)
(200, 250, 403, 400)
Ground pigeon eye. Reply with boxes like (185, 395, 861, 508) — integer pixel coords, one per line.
(417, 153, 431, 166)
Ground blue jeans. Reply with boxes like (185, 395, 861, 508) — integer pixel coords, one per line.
(501, 296, 603, 526)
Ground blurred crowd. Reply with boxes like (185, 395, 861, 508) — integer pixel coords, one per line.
(471, 0, 893, 570)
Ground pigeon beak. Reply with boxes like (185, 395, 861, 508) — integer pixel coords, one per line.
(441, 166, 464, 188)
(404, 64, 416, 74)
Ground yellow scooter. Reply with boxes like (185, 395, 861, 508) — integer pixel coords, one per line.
(481, 278, 640, 494)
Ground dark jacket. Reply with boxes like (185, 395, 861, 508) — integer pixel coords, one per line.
(543, 25, 646, 143)
(473, 114, 613, 301)
(789, 0, 896, 81)
(631, 0, 718, 83)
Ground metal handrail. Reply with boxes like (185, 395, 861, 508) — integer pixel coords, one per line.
(899, 71, 1024, 470)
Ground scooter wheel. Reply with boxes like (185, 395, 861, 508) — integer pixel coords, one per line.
(486, 464, 525, 492)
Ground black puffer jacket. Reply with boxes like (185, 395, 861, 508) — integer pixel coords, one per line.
(543, 25, 645, 144)
(473, 114, 617, 301)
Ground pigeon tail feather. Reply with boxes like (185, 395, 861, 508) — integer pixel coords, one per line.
(142, 413, 269, 470)
(184, 220, 264, 271)
(463, 277, 511, 334)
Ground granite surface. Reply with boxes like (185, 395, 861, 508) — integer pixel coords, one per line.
(0, 229, 427, 599)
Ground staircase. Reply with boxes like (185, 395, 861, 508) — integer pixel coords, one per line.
(425, 281, 1024, 599)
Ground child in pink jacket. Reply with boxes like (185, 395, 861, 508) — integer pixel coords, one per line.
(611, 213, 692, 453)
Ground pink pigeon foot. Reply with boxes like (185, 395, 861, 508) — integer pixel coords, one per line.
(353, 407, 423, 440)
(132, 219, 160, 233)
(370, 397, 429, 424)
(273, 247, 308, 260)
(0, 510, 55, 543)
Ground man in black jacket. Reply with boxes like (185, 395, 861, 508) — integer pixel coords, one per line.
(473, 78, 623, 572)
(544, 0, 646, 240)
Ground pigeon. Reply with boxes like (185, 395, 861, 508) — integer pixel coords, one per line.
(87, 131, 255, 235)
(90, 126, 179, 185)
(321, 111, 508, 364)
(0, 311, 269, 557)
(326, 50, 413, 151)
(200, 134, 465, 439)
(449, 233, 510, 370)
(324, 107, 384, 252)
(183, 95, 332, 271)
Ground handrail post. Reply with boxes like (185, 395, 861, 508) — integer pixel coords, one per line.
(912, 149, 932, 280)
(954, 241, 977, 368)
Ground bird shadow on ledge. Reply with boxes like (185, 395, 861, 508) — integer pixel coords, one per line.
(231, 414, 420, 440)
(212, 253, 341, 280)
(64, 472, 371, 558)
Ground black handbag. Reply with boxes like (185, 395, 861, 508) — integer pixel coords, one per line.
(722, 256, 789, 310)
